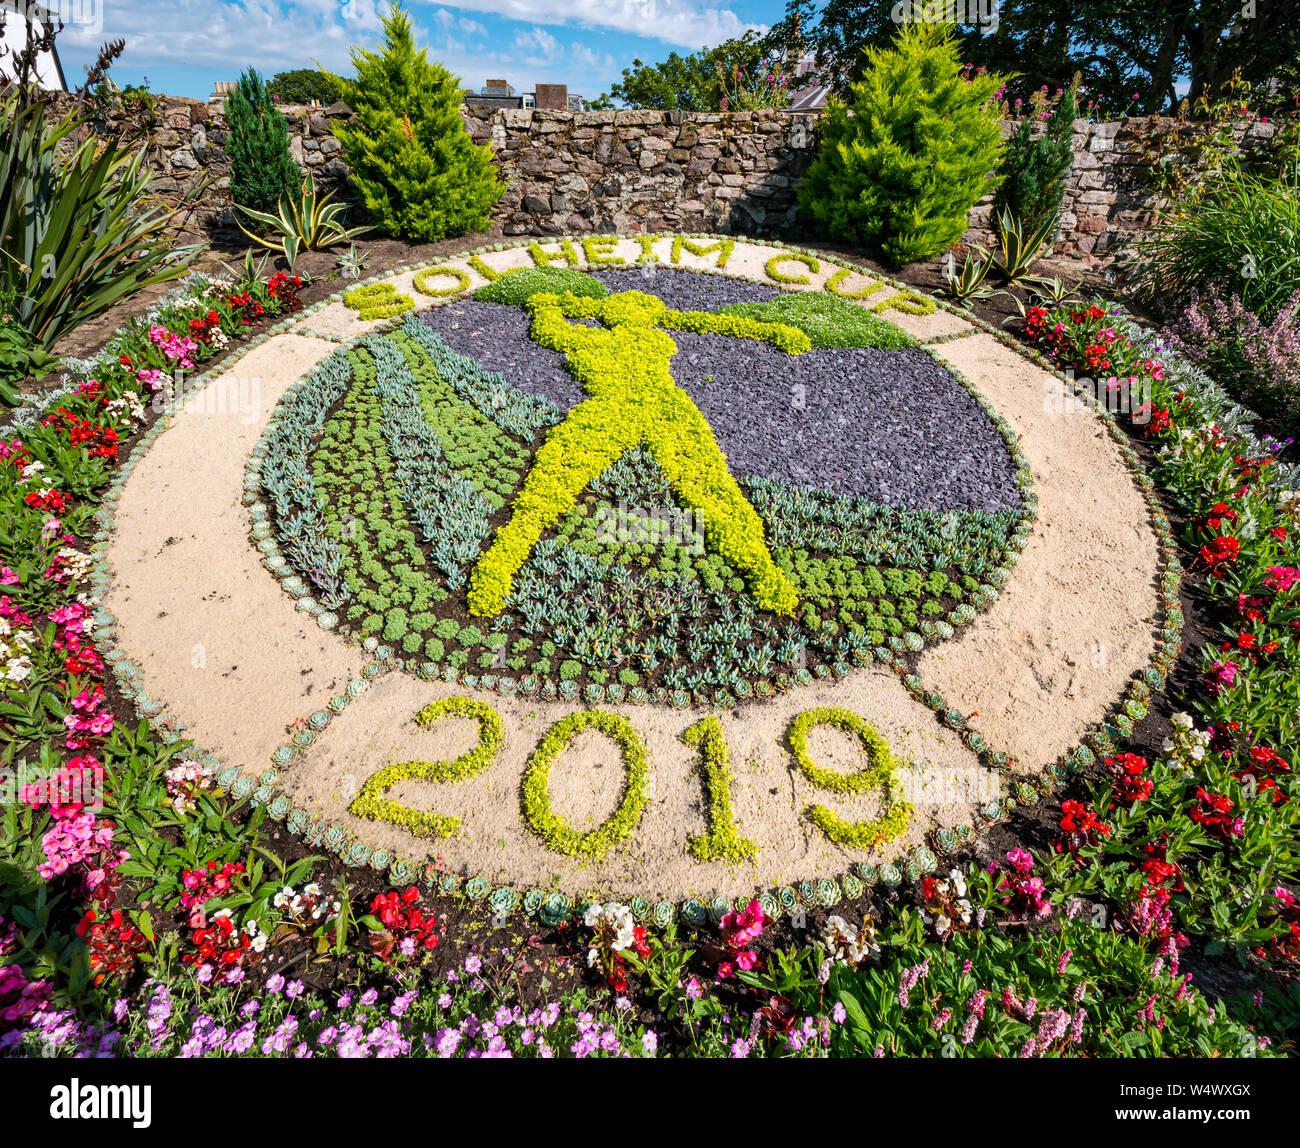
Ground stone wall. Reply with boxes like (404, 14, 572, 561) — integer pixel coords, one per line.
(458, 106, 819, 237)
(962, 116, 1283, 273)
(62, 93, 354, 238)
(74, 94, 1286, 276)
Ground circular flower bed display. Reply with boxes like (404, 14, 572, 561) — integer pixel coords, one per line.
(98, 234, 1170, 913)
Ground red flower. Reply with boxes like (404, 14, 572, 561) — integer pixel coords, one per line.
(1198, 535, 1240, 577)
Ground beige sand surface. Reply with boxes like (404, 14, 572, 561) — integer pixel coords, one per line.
(916, 335, 1160, 766)
(106, 335, 367, 770)
(101, 239, 1162, 899)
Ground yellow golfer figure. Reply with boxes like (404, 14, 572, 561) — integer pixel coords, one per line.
(467, 288, 812, 618)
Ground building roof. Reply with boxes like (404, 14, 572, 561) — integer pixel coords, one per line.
(0, 0, 68, 92)
(785, 52, 828, 111)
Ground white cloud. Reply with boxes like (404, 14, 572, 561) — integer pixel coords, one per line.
(432, 0, 759, 48)
(53, 0, 748, 96)
(433, 7, 487, 39)
(570, 42, 615, 74)
(512, 26, 562, 63)
(58, 0, 383, 73)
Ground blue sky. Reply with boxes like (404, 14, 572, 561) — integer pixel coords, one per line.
(56, 0, 780, 101)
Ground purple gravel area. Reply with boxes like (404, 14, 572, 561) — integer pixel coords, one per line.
(419, 270, 1020, 511)
(593, 266, 786, 309)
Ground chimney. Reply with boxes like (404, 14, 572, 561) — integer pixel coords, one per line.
(785, 13, 802, 73)
(534, 83, 568, 110)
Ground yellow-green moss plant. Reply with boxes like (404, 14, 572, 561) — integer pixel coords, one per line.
(787, 706, 914, 849)
(349, 696, 504, 838)
(520, 709, 649, 860)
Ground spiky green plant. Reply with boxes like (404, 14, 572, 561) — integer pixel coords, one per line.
(0, 89, 198, 363)
(236, 173, 370, 265)
(941, 245, 997, 306)
(992, 207, 1058, 282)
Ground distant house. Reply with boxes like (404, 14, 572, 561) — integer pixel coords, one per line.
(0, 0, 69, 92)
(463, 79, 524, 110)
(785, 51, 829, 112)
(462, 79, 584, 112)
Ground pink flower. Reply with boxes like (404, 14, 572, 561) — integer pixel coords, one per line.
(1264, 566, 1299, 593)
(1006, 847, 1034, 873)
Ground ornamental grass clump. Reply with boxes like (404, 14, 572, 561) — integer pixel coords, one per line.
(328, 4, 503, 243)
(1135, 160, 1300, 324)
(797, 20, 1009, 266)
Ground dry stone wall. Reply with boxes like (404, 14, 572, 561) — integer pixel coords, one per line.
(962, 116, 1283, 272)
(74, 93, 1286, 277)
(458, 106, 819, 236)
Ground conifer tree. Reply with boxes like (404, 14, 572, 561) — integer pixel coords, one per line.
(797, 20, 1009, 266)
(330, 4, 503, 242)
(993, 81, 1078, 241)
(226, 67, 300, 215)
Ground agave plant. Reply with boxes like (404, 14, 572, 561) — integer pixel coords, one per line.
(1023, 274, 1080, 305)
(335, 242, 370, 280)
(999, 274, 1082, 325)
(993, 207, 1058, 283)
(237, 173, 371, 265)
(941, 244, 998, 306)
(0, 89, 198, 358)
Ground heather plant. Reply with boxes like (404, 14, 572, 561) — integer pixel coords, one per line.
(328, 4, 502, 243)
(225, 67, 301, 216)
(797, 20, 1008, 266)
(1162, 287, 1300, 435)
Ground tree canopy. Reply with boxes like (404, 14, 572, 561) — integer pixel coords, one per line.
(764, 0, 1299, 115)
(589, 31, 777, 110)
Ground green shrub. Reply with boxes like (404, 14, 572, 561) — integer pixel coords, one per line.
(268, 68, 342, 105)
(423, 637, 445, 661)
(1135, 161, 1300, 323)
(473, 266, 609, 306)
(993, 81, 1076, 242)
(797, 21, 1008, 266)
(329, 5, 503, 242)
(226, 68, 301, 215)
